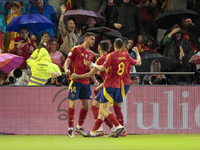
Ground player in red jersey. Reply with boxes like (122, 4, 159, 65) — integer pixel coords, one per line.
(71, 41, 116, 136)
(87, 38, 141, 138)
(64, 32, 98, 137)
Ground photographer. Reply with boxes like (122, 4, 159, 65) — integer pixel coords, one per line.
(8, 26, 37, 69)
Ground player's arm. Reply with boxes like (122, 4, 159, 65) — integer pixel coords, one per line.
(90, 51, 100, 59)
(64, 58, 71, 76)
(71, 67, 98, 80)
(91, 63, 106, 72)
(132, 47, 142, 66)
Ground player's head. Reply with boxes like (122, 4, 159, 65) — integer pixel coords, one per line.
(98, 41, 109, 54)
(121, 37, 128, 51)
(84, 32, 96, 47)
(114, 38, 123, 51)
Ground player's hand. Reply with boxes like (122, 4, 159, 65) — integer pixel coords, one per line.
(132, 47, 139, 53)
(94, 80, 99, 86)
(87, 61, 93, 68)
(65, 69, 71, 76)
(71, 73, 78, 80)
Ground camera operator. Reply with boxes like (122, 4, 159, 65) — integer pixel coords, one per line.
(8, 26, 37, 69)
(45, 72, 68, 86)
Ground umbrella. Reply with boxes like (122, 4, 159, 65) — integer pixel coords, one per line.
(189, 51, 200, 64)
(78, 26, 122, 51)
(154, 8, 199, 29)
(0, 53, 23, 74)
(135, 53, 173, 72)
(0, 0, 23, 2)
(6, 14, 54, 32)
(64, 9, 104, 25)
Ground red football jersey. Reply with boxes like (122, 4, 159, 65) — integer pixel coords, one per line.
(103, 51, 137, 88)
(96, 54, 108, 81)
(68, 45, 93, 85)
(122, 49, 134, 85)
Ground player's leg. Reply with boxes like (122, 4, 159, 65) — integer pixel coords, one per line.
(75, 83, 91, 136)
(67, 81, 80, 137)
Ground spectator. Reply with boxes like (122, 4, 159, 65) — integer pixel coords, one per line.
(0, 14, 6, 52)
(142, 59, 167, 85)
(82, 17, 97, 35)
(76, 0, 107, 16)
(0, 1, 6, 15)
(8, 26, 37, 69)
(127, 38, 135, 58)
(130, 72, 141, 85)
(109, 0, 143, 44)
(29, 0, 57, 44)
(0, 70, 7, 85)
(37, 31, 50, 49)
(134, 0, 157, 39)
(179, 17, 200, 54)
(59, 4, 81, 58)
(27, 47, 61, 86)
(21, 1, 30, 14)
(4, 2, 22, 52)
(46, 38, 65, 72)
(163, 26, 195, 84)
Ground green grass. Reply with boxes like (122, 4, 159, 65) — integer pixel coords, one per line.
(0, 134, 200, 150)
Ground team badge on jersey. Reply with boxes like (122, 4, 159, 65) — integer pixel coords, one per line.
(85, 54, 88, 58)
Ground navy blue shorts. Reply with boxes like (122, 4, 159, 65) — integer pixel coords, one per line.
(117, 83, 131, 103)
(95, 89, 103, 102)
(100, 87, 120, 105)
(68, 80, 91, 100)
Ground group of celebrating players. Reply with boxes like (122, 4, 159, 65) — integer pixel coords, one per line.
(64, 32, 141, 138)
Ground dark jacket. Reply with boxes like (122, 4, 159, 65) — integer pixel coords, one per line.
(163, 26, 195, 84)
(109, 1, 143, 41)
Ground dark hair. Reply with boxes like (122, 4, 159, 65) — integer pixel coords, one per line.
(84, 32, 95, 39)
(99, 41, 109, 52)
(12, 3, 19, 9)
(114, 38, 123, 49)
(121, 37, 128, 47)
(42, 31, 50, 37)
(19, 26, 28, 32)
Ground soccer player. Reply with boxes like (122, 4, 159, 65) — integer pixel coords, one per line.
(64, 32, 97, 137)
(87, 38, 141, 138)
(71, 41, 116, 136)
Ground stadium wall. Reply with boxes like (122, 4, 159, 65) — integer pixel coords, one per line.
(0, 86, 200, 135)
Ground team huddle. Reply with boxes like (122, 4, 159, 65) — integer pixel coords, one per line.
(64, 32, 141, 138)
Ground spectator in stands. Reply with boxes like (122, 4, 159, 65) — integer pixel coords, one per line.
(59, 4, 81, 58)
(163, 26, 195, 84)
(29, 0, 57, 44)
(37, 31, 50, 49)
(27, 47, 61, 86)
(127, 38, 135, 58)
(75, 0, 107, 16)
(4, 2, 22, 52)
(0, 70, 7, 85)
(134, 0, 157, 40)
(130, 72, 141, 85)
(109, 0, 143, 44)
(179, 17, 200, 54)
(47, 0, 65, 18)
(0, 14, 6, 52)
(82, 17, 97, 35)
(142, 59, 167, 85)
(21, 1, 30, 14)
(46, 38, 65, 72)
(8, 26, 37, 69)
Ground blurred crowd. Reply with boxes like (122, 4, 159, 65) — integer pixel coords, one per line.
(0, 0, 200, 86)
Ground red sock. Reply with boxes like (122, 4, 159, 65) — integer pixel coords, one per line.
(114, 105, 124, 126)
(68, 107, 75, 128)
(78, 108, 88, 126)
(106, 113, 120, 127)
(91, 105, 99, 120)
(92, 118, 104, 132)
(104, 117, 113, 129)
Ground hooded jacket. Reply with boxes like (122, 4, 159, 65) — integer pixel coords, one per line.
(29, 0, 57, 38)
(27, 48, 61, 86)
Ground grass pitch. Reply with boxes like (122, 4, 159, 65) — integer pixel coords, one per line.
(0, 134, 200, 150)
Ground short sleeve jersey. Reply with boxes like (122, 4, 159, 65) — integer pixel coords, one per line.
(68, 45, 93, 85)
(96, 54, 108, 81)
(103, 51, 137, 88)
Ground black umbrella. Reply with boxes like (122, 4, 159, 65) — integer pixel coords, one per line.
(154, 8, 199, 29)
(78, 26, 122, 51)
(135, 53, 173, 72)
